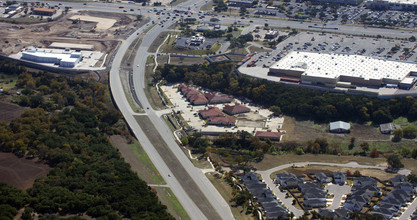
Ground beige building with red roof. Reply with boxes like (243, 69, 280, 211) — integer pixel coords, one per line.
(223, 104, 250, 115)
(207, 117, 236, 126)
(33, 7, 56, 16)
(255, 130, 282, 141)
(204, 92, 233, 104)
(199, 107, 223, 119)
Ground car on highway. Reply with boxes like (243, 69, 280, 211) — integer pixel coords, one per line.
(119, 6, 124, 8)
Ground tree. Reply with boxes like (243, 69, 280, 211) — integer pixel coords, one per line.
(360, 142, 369, 152)
(353, 170, 362, 177)
(407, 174, 417, 184)
(348, 136, 355, 150)
(410, 36, 416, 42)
(392, 128, 403, 141)
(370, 148, 379, 158)
(387, 154, 404, 169)
(269, 105, 282, 116)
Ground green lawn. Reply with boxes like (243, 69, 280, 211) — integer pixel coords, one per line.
(128, 141, 166, 185)
(0, 74, 18, 89)
(154, 187, 190, 220)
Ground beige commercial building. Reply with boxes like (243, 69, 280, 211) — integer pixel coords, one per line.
(269, 51, 417, 89)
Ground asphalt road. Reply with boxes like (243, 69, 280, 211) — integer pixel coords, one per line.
(20, 0, 417, 39)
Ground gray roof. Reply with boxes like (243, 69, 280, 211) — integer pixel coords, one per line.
(380, 123, 400, 132)
(330, 121, 350, 131)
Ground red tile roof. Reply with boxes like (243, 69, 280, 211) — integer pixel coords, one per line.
(189, 94, 208, 105)
(223, 104, 250, 115)
(255, 130, 282, 141)
(199, 107, 223, 119)
(207, 116, 236, 126)
(204, 92, 233, 104)
(33, 7, 56, 13)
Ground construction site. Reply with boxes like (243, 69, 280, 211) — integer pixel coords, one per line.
(0, 9, 143, 78)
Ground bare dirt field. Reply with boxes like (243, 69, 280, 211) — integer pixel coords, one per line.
(0, 152, 50, 190)
(0, 102, 27, 123)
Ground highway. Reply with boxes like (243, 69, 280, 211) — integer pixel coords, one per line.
(109, 0, 234, 219)
(14, 0, 417, 219)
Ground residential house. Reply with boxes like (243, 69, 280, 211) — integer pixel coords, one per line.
(199, 107, 223, 119)
(329, 121, 350, 133)
(274, 172, 303, 188)
(223, 103, 250, 115)
(390, 175, 407, 187)
(255, 130, 282, 141)
(344, 176, 380, 211)
(333, 172, 346, 185)
(380, 123, 400, 134)
(315, 172, 331, 184)
(204, 92, 233, 104)
(299, 182, 327, 208)
(239, 172, 288, 219)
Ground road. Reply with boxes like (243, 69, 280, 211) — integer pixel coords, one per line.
(14, 0, 417, 219)
(257, 161, 411, 218)
(109, 1, 234, 220)
(399, 196, 417, 220)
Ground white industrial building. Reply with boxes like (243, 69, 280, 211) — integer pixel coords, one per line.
(21, 49, 82, 68)
(366, 0, 417, 11)
(269, 51, 417, 89)
(189, 34, 205, 46)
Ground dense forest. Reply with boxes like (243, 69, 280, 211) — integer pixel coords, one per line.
(0, 60, 173, 220)
(156, 62, 417, 124)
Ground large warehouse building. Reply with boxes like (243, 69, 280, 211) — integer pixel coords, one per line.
(366, 0, 417, 11)
(21, 49, 82, 68)
(269, 51, 417, 89)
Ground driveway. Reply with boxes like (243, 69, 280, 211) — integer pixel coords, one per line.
(325, 184, 351, 211)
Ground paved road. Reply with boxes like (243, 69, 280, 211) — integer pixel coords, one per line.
(399, 196, 417, 220)
(258, 161, 411, 218)
(108, 1, 234, 220)
(325, 184, 351, 211)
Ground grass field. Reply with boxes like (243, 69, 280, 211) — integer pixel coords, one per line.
(255, 154, 417, 175)
(154, 187, 190, 220)
(281, 116, 417, 153)
(145, 56, 166, 110)
(148, 32, 173, 53)
(134, 115, 221, 219)
(0, 74, 17, 89)
(205, 172, 255, 220)
(127, 141, 166, 184)
(110, 135, 165, 185)
(276, 165, 398, 181)
(169, 56, 206, 65)
(201, 0, 214, 11)
(0, 102, 27, 123)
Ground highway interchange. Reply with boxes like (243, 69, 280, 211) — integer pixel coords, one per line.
(16, 0, 417, 219)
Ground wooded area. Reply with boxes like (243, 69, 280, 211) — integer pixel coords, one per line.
(0, 60, 173, 220)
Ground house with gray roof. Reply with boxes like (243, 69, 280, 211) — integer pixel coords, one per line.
(315, 172, 331, 184)
(380, 123, 400, 134)
(333, 172, 346, 185)
(329, 121, 350, 133)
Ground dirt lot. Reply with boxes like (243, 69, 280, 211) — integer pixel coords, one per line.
(0, 102, 27, 123)
(0, 152, 50, 190)
(0, 10, 138, 66)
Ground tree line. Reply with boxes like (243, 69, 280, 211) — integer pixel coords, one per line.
(156, 62, 417, 124)
(0, 60, 173, 220)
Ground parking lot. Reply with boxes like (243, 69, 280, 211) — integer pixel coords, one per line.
(161, 84, 284, 135)
(245, 31, 417, 69)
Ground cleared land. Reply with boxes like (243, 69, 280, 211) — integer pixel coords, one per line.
(110, 135, 165, 185)
(0, 152, 50, 190)
(169, 56, 206, 65)
(279, 165, 397, 181)
(145, 56, 166, 110)
(69, 15, 116, 30)
(134, 115, 221, 220)
(0, 102, 27, 123)
(281, 116, 417, 152)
